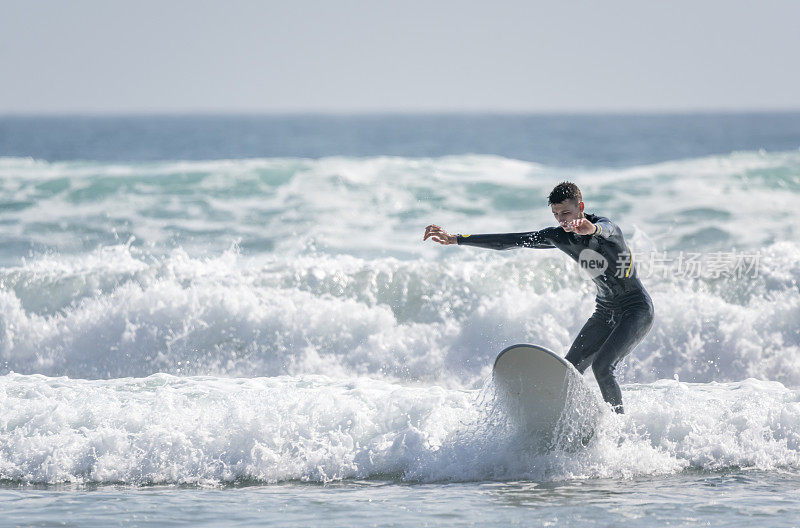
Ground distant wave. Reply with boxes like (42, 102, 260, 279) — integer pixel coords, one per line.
(0, 150, 799, 262)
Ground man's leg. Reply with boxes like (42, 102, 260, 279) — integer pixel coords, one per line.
(565, 308, 614, 374)
(590, 299, 654, 413)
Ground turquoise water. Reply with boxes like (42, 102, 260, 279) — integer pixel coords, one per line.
(1, 114, 799, 526)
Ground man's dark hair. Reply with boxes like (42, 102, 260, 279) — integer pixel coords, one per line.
(548, 181, 582, 205)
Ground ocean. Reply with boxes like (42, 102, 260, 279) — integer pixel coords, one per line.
(1, 113, 799, 526)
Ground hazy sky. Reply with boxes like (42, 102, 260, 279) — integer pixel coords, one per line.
(2, 0, 799, 113)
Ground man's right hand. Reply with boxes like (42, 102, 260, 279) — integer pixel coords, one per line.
(423, 225, 457, 245)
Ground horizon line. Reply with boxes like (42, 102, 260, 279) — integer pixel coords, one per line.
(3, 108, 800, 118)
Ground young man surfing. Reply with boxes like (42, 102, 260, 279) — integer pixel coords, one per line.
(423, 181, 654, 413)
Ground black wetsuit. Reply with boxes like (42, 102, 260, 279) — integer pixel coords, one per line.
(457, 213, 654, 413)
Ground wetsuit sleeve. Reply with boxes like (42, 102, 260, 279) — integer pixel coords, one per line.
(456, 229, 556, 250)
(591, 216, 620, 240)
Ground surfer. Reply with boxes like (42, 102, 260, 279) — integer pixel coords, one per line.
(423, 181, 654, 413)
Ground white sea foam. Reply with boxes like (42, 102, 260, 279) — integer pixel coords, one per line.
(1, 151, 798, 485)
(0, 373, 797, 485)
(0, 242, 798, 387)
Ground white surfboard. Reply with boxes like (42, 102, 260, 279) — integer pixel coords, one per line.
(492, 344, 599, 446)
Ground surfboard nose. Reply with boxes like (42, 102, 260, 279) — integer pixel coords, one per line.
(492, 344, 599, 447)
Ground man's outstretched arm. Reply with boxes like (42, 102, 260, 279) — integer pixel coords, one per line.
(423, 225, 556, 250)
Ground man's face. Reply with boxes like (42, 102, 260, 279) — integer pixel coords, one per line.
(551, 200, 584, 231)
